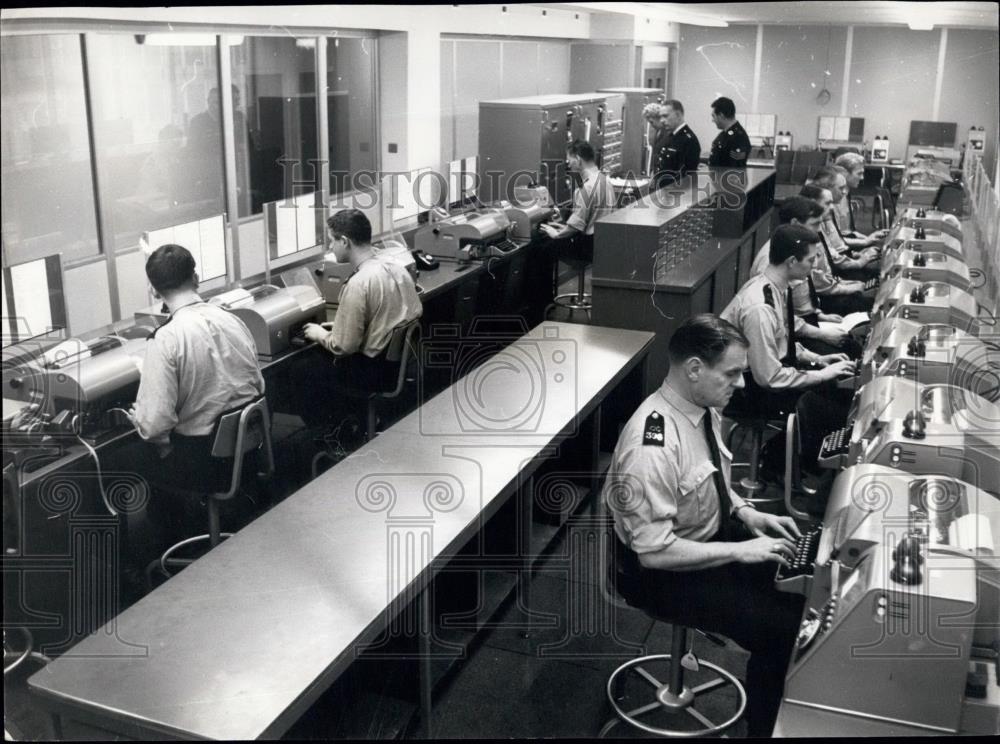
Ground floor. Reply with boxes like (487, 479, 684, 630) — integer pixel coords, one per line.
(4, 265, 822, 740)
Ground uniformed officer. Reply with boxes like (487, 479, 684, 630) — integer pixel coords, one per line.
(650, 99, 701, 188)
(721, 223, 856, 403)
(603, 313, 803, 737)
(721, 224, 855, 477)
(708, 96, 751, 168)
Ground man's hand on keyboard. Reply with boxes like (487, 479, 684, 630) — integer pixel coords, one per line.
(739, 509, 802, 542)
(733, 536, 796, 567)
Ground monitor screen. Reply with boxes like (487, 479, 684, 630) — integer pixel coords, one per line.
(2, 254, 67, 347)
(908, 121, 958, 148)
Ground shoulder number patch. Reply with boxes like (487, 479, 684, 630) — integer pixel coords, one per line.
(643, 411, 665, 447)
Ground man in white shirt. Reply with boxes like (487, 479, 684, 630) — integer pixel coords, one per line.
(303, 209, 422, 391)
(540, 139, 616, 255)
(130, 243, 264, 489)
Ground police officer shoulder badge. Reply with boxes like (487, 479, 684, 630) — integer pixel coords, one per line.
(643, 411, 665, 446)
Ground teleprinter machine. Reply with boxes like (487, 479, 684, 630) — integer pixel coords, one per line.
(210, 284, 324, 361)
(313, 240, 418, 306)
(821, 376, 1000, 469)
(872, 278, 982, 331)
(2, 334, 147, 438)
(840, 406, 1000, 492)
(502, 185, 559, 240)
(883, 225, 964, 262)
(894, 208, 964, 240)
(858, 324, 998, 394)
(779, 520, 985, 735)
(413, 207, 519, 261)
(863, 319, 980, 365)
(880, 248, 971, 288)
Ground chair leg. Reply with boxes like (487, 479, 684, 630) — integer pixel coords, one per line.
(366, 400, 377, 442)
(208, 499, 222, 548)
(739, 425, 766, 497)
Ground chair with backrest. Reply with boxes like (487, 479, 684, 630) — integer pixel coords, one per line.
(156, 396, 274, 576)
(600, 506, 747, 737)
(873, 185, 896, 231)
(722, 379, 791, 505)
(311, 319, 421, 478)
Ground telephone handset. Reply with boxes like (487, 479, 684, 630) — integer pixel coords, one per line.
(412, 249, 439, 271)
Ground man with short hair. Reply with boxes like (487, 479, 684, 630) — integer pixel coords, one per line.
(540, 139, 615, 250)
(749, 197, 852, 355)
(604, 313, 803, 737)
(799, 183, 875, 315)
(303, 209, 422, 388)
(649, 99, 701, 187)
(834, 152, 889, 244)
(810, 166, 881, 273)
(708, 96, 751, 168)
(721, 224, 856, 398)
(131, 244, 264, 482)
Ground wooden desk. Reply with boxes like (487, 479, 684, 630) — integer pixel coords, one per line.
(28, 321, 654, 740)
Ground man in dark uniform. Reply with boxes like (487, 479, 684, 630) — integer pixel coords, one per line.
(708, 96, 751, 168)
(651, 99, 701, 188)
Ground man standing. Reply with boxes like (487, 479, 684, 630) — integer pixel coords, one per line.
(604, 314, 803, 737)
(650, 100, 701, 188)
(708, 96, 751, 168)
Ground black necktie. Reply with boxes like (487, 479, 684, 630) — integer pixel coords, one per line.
(807, 275, 821, 311)
(831, 211, 845, 239)
(785, 286, 798, 365)
(703, 411, 733, 521)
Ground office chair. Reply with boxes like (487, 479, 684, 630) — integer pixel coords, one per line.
(783, 412, 815, 521)
(722, 381, 790, 504)
(873, 186, 896, 231)
(600, 514, 746, 737)
(155, 397, 275, 577)
(550, 236, 593, 321)
(312, 319, 421, 478)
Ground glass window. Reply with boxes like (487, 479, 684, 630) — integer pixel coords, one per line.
(230, 36, 319, 217)
(87, 33, 224, 253)
(1, 34, 99, 264)
(327, 36, 377, 195)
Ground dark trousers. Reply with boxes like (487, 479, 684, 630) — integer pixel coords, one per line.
(295, 352, 397, 431)
(818, 290, 875, 316)
(635, 521, 804, 737)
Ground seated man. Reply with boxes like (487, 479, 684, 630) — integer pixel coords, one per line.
(809, 166, 880, 279)
(302, 209, 422, 430)
(721, 224, 855, 474)
(540, 139, 616, 254)
(120, 243, 265, 599)
(749, 196, 854, 358)
(834, 152, 890, 245)
(603, 313, 803, 737)
(130, 243, 265, 491)
(722, 224, 856, 409)
(800, 184, 875, 316)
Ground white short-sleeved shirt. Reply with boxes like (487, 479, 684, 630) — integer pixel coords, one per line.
(603, 381, 748, 554)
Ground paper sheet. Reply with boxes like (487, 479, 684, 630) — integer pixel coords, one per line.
(818, 117, 835, 140)
(761, 115, 776, 138)
(198, 215, 226, 280)
(10, 259, 52, 339)
(949, 514, 995, 554)
(834, 117, 851, 141)
(296, 193, 319, 250)
(463, 156, 478, 198)
(275, 199, 298, 258)
(449, 159, 463, 204)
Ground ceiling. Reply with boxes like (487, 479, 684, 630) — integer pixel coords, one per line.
(648, 2, 999, 29)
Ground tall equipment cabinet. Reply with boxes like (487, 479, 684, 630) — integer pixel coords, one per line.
(597, 87, 664, 177)
(478, 93, 612, 205)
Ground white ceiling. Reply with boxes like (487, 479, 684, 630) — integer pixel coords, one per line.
(649, 2, 998, 29)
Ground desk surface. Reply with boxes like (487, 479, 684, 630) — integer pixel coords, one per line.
(28, 321, 654, 741)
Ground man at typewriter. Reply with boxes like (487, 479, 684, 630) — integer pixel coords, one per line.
(800, 183, 876, 315)
(603, 314, 803, 737)
(302, 209, 422, 387)
(810, 166, 881, 280)
(834, 152, 891, 245)
(540, 139, 615, 249)
(129, 244, 265, 485)
(749, 196, 858, 358)
(721, 224, 856, 475)
(300, 210, 421, 437)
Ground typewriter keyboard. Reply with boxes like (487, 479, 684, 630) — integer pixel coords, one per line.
(776, 525, 823, 584)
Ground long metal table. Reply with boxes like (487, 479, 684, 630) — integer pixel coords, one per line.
(27, 321, 654, 740)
